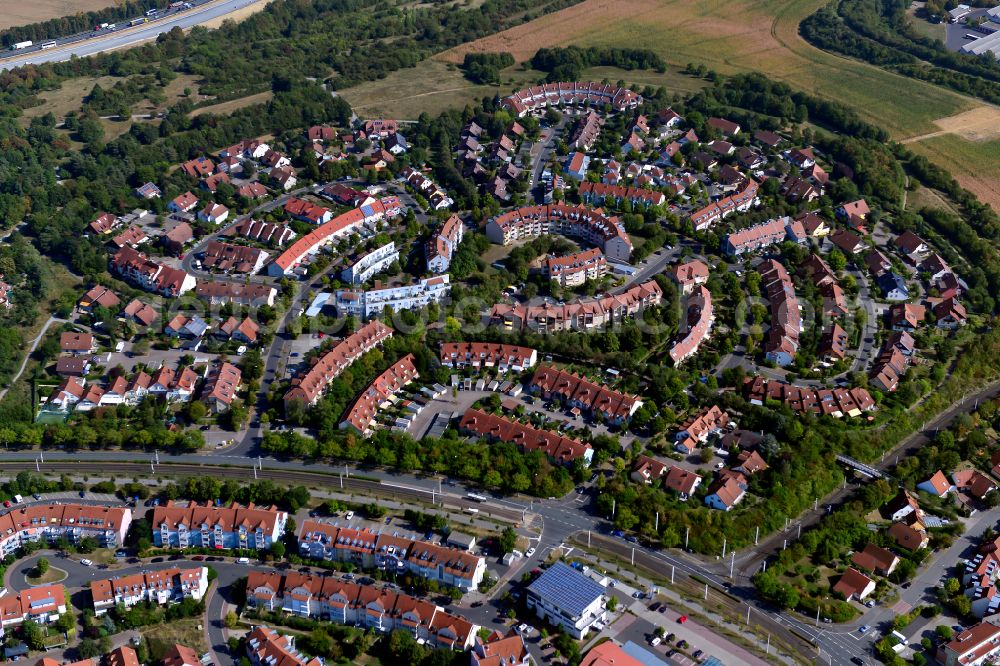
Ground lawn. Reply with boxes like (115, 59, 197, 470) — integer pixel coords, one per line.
(26, 566, 68, 585)
(21, 76, 121, 123)
(190, 91, 275, 117)
(906, 185, 958, 216)
(141, 617, 208, 659)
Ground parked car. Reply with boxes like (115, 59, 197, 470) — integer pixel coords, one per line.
(650, 637, 661, 647)
(858, 625, 870, 634)
(526, 547, 536, 558)
(80, 559, 93, 566)
(693, 650, 704, 659)
(677, 616, 688, 624)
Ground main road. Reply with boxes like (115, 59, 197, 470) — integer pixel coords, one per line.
(0, 0, 261, 71)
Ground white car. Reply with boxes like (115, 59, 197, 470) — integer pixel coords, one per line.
(80, 559, 93, 566)
(526, 547, 536, 558)
(345, 511, 354, 521)
(517, 624, 529, 635)
(650, 637, 662, 647)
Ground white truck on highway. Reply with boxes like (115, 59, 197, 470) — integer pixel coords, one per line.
(10, 41, 32, 51)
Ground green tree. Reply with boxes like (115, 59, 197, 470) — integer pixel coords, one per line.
(499, 526, 517, 555)
(36, 557, 49, 577)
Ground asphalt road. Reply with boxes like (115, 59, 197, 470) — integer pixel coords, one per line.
(0, 0, 260, 71)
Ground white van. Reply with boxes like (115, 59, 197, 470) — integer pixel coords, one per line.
(236, 557, 250, 564)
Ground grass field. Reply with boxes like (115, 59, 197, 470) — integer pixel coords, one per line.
(191, 91, 274, 117)
(142, 617, 208, 659)
(907, 134, 1000, 211)
(906, 185, 958, 215)
(339, 61, 708, 119)
(0, 0, 116, 30)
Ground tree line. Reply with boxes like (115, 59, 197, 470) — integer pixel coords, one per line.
(530, 45, 667, 81)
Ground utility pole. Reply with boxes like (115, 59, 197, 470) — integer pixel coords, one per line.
(35, 457, 39, 472)
(797, 522, 802, 539)
(761, 560, 766, 573)
(754, 526, 759, 545)
(815, 605, 820, 627)
(730, 551, 735, 579)
(611, 499, 616, 519)
(766, 634, 770, 654)
(631, 548, 634, 566)
(257, 455, 261, 469)
(782, 539, 787, 550)
(39, 450, 44, 463)
(588, 531, 591, 547)
(671, 565, 675, 584)
(704, 583, 708, 600)
(154, 451, 159, 464)
(253, 465, 257, 479)
(345, 464, 349, 478)
(746, 604, 751, 625)
(655, 511, 659, 532)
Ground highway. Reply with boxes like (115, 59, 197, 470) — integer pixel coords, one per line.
(0, 0, 260, 71)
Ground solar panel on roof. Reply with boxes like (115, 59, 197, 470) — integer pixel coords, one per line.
(527, 561, 603, 617)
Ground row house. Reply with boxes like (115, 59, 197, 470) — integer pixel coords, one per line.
(110, 247, 197, 297)
(760, 259, 801, 367)
(296, 522, 485, 591)
(487, 280, 662, 334)
(224, 219, 295, 247)
(267, 197, 401, 277)
(722, 216, 792, 256)
(91, 567, 208, 615)
(402, 167, 453, 210)
(459, 408, 593, 467)
(246, 626, 321, 666)
(110, 225, 149, 249)
(484, 203, 633, 263)
(202, 362, 242, 413)
(152, 501, 287, 551)
(196, 281, 277, 308)
(689, 179, 761, 231)
(149, 365, 199, 403)
(500, 81, 641, 116)
(247, 577, 477, 649)
(284, 320, 393, 407)
(340, 354, 419, 436)
(545, 248, 607, 287)
(743, 376, 876, 417)
(669, 260, 709, 294)
(0, 503, 131, 556)
(570, 110, 602, 151)
(529, 365, 642, 425)
(669, 284, 714, 365)
(438, 342, 537, 372)
(425, 214, 464, 274)
(201, 241, 269, 274)
(334, 276, 450, 320)
(578, 181, 666, 210)
(218, 316, 260, 344)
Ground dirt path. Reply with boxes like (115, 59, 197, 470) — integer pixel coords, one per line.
(0, 316, 65, 403)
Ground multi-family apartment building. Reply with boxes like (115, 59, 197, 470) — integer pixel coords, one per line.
(296, 521, 486, 590)
(246, 578, 478, 649)
(267, 197, 401, 277)
(529, 365, 642, 425)
(110, 247, 197, 297)
(485, 204, 632, 263)
(438, 342, 537, 372)
(459, 408, 593, 466)
(761, 259, 802, 367)
(341, 242, 398, 285)
(195, 281, 277, 308)
(487, 280, 662, 334)
(0, 503, 131, 556)
(334, 276, 450, 320)
(91, 567, 208, 615)
(340, 354, 419, 436)
(500, 82, 641, 116)
(688, 179, 760, 231)
(0, 585, 67, 630)
(284, 320, 393, 407)
(545, 248, 607, 287)
(152, 501, 288, 551)
(426, 215, 464, 274)
(722, 216, 792, 256)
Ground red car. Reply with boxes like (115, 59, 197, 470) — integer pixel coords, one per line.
(677, 616, 688, 624)
(3, 501, 10, 508)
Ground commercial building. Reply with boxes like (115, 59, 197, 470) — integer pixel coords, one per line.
(284, 320, 393, 407)
(335, 276, 450, 320)
(459, 408, 594, 466)
(246, 580, 478, 649)
(0, 504, 131, 556)
(485, 204, 632, 263)
(296, 521, 486, 590)
(91, 567, 208, 615)
(341, 242, 398, 285)
(525, 562, 606, 638)
(152, 501, 288, 551)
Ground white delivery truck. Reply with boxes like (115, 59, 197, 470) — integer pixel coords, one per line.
(10, 41, 33, 51)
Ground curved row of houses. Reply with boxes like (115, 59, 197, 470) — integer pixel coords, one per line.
(500, 81, 642, 116)
(669, 284, 714, 364)
(484, 203, 633, 263)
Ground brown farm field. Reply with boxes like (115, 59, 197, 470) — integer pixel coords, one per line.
(0, 0, 117, 30)
(908, 135, 1000, 212)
